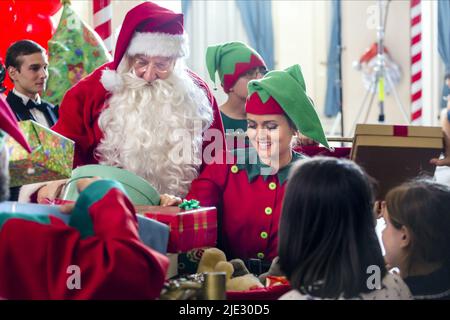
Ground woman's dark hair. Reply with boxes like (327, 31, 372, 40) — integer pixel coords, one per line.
(279, 157, 386, 299)
(5, 39, 46, 71)
(385, 178, 450, 272)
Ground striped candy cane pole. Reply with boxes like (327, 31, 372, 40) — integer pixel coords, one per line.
(410, 0, 422, 124)
(93, 0, 113, 55)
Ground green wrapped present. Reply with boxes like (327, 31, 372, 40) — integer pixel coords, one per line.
(42, 2, 112, 106)
(6, 120, 74, 187)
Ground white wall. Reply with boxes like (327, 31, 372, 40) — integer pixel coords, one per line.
(184, 0, 249, 105)
(341, 0, 410, 136)
(273, 1, 330, 122)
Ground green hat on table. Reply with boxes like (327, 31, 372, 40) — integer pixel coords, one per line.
(246, 64, 330, 149)
(206, 41, 266, 93)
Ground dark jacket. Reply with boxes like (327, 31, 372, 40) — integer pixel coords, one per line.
(6, 90, 59, 127)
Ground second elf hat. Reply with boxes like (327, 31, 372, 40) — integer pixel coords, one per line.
(246, 64, 330, 149)
(206, 42, 266, 93)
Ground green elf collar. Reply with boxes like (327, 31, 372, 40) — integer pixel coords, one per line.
(233, 148, 305, 184)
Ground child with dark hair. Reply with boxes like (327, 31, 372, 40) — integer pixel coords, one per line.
(382, 179, 450, 300)
(279, 157, 411, 300)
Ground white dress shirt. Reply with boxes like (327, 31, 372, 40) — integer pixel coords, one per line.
(12, 89, 50, 127)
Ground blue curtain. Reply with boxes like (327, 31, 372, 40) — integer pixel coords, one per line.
(181, 0, 191, 17)
(324, 0, 342, 117)
(235, 0, 275, 70)
(438, 1, 450, 109)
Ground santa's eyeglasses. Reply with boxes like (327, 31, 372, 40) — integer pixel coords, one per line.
(241, 67, 268, 80)
(132, 56, 175, 74)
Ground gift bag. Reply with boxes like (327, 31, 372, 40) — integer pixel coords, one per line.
(6, 120, 74, 187)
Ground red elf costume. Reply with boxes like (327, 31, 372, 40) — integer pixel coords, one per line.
(186, 65, 329, 266)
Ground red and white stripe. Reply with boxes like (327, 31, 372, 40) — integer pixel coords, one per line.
(93, 0, 113, 55)
(410, 0, 422, 124)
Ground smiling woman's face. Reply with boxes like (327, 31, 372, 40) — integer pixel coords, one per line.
(246, 113, 295, 168)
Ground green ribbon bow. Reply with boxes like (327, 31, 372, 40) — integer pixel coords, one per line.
(178, 199, 200, 210)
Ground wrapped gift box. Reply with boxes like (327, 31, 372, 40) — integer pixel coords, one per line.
(226, 283, 292, 300)
(135, 206, 217, 253)
(6, 120, 74, 187)
(351, 124, 443, 199)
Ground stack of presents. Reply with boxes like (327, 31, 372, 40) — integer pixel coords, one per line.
(5, 120, 444, 299)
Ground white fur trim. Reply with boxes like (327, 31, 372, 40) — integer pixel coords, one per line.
(101, 68, 124, 92)
(127, 32, 188, 58)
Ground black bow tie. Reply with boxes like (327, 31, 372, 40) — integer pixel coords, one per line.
(25, 99, 47, 113)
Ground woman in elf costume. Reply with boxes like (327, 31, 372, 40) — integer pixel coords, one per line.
(185, 65, 329, 270)
(206, 42, 267, 149)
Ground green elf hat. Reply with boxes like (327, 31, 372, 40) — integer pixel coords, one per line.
(246, 64, 330, 149)
(206, 41, 266, 93)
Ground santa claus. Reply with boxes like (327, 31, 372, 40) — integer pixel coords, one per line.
(50, 2, 225, 197)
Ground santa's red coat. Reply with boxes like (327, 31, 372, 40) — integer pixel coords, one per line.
(52, 62, 225, 168)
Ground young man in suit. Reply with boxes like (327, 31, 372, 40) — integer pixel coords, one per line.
(5, 40, 59, 201)
(5, 40, 58, 127)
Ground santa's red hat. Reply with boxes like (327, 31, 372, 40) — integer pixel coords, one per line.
(113, 2, 187, 70)
(101, 2, 187, 92)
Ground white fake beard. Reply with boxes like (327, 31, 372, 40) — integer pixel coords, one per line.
(96, 64, 213, 197)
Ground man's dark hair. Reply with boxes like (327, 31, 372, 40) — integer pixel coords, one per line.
(279, 157, 386, 299)
(445, 73, 450, 81)
(5, 40, 46, 71)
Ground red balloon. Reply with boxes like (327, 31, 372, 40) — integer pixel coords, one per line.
(0, 1, 19, 63)
(14, 0, 62, 16)
(0, 1, 57, 92)
(15, 13, 56, 50)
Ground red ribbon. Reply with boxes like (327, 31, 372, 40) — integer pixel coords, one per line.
(393, 125, 408, 137)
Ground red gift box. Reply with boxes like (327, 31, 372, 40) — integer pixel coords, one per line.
(135, 206, 217, 253)
(226, 283, 292, 300)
